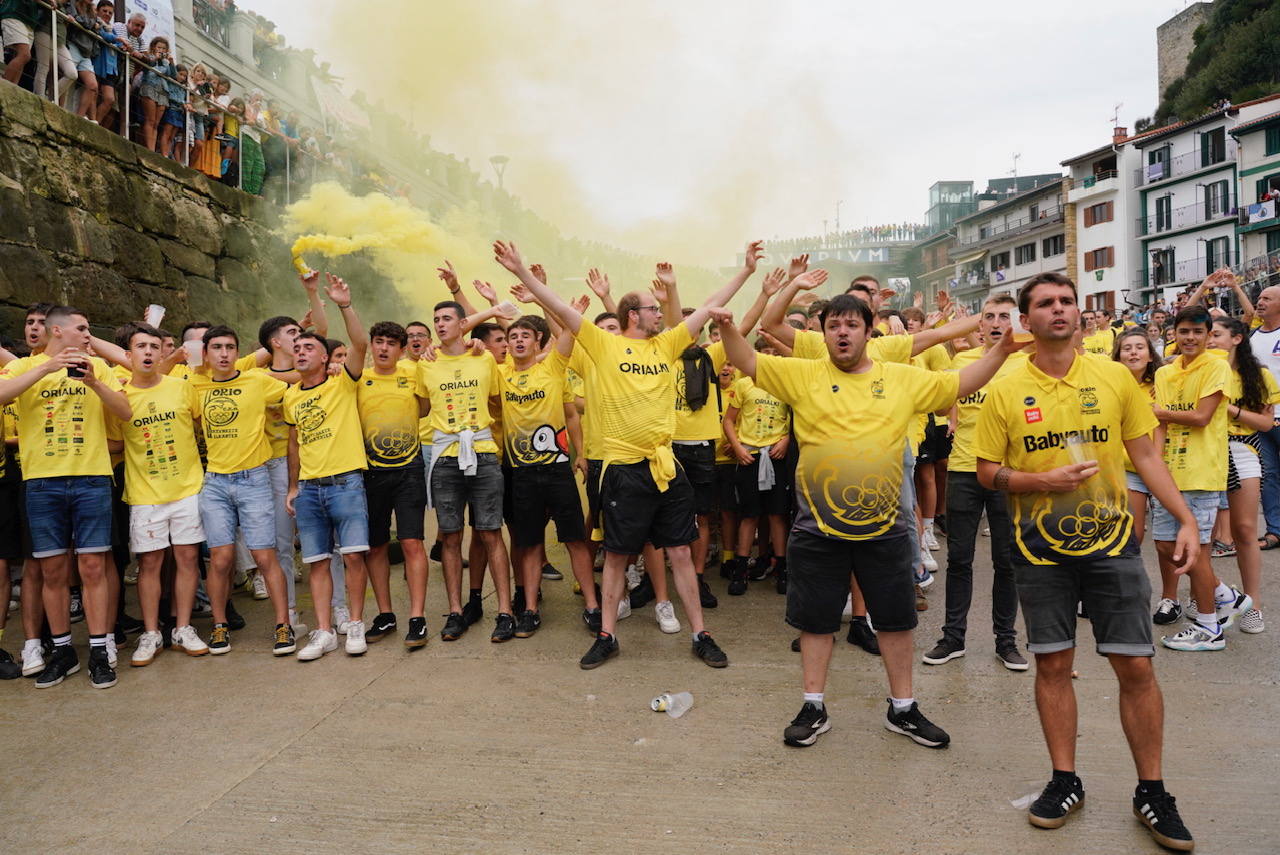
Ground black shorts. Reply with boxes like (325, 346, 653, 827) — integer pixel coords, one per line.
(586, 458, 603, 520)
(785, 528, 918, 634)
(508, 462, 587, 547)
(733, 450, 795, 518)
(600, 461, 698, 555)
(364, 460, 427, 547)
(715, 463, 738, 514)
(0, 478, 23, 562)
(916, 419, 953, 464)
(673, 442, 716, 516)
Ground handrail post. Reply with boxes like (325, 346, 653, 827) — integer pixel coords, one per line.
(50, 3, 58, 102)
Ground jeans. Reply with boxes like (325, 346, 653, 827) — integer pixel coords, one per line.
(1257, 422, 1280, 536)
(294, 471, 369, 564)
(265, 456, 297, 608)
(200, 465, 275, 550)
(898, 441, 922, 574)
(942, 471, 1018, 644)
(26, 475, 113, 558)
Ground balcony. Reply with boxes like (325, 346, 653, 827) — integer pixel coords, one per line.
(1133, 252, 1235, 292)
(1133, 141, 1237, 187)
(1137, 196, 1236, 236)
(1067, 170, 1119, 203)
(193, 0, 232, 48)
(956, 206, 1064, 247)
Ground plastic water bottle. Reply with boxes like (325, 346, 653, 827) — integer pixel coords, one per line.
(650, 691, 694, 718)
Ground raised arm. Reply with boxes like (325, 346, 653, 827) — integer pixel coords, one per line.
(682, 240, 764, 338)
(652, 263, 682, 329)
(955, 332, 1026, 397)
(737, 268, 786, 337)
(585, 268, 617, 314)
(908, 313, 982, 356)
(493, 241, 582, 334)
(760, 269, 829, 347)
(324, 274, 367, 378)
(710, 308, 756, 379)
(88, 336, 130, 368)
(301, 271, 330, 338)
(438, 260, 479, 317)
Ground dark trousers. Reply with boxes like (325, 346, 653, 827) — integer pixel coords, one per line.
(942, 471, 1018, 644)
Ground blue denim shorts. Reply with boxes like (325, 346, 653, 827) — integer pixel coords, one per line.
(200, 464, 276, 550)
(25, 475, 113, 558)
(1150, 489, 1220, 543)
(295, 470, 369, 563)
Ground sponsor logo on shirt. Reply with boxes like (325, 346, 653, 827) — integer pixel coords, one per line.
(1021, 424, 1110, 452)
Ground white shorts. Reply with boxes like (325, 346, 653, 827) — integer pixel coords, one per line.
(130, 493, 206, 553)
(1229, 439, 1262, 482)
(1, 17, 35, 48)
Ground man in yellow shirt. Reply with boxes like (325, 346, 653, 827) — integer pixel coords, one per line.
(284, 275, 372, 662)
(714, 294, 1022, 750)
(973, 272, 1197, 849)
(108, 325, 207, 664)
(189, 325, 295, 658)
(0, 306, 132, 690)
(1081, 309, 1115, 356)
(494, 239, 748, 670)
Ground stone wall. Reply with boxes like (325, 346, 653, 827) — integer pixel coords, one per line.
(1157, 2, 1212, 103)
(0, 80, 406, 344)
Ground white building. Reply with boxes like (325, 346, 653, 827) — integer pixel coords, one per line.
(1062, 128, 1142, 313)
(1231, 106, 1280, 293)
(949, 178, 1069, 309)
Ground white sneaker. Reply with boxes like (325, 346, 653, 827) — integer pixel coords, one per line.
(922, 529, 940, 551)
(251, 572, 269, 600)
(289, 608, 308, 636)
(105, 634, 118, 668)
(1161, 622, 1225, 652)
(296, 629, 338, 661)
(1239, 607, 1265, 634)
(1215, 586, 1253, 630)
(655, 600, 680, 634)
(332, 605, 352, 635)
(131, 630, 162, 666)
(171, 625, 210, 656)
(921, 551, 938, 573)
(21, 639, 45, 676)
(233, 567, 249, 588)
(617, 596, 632, 620)
(981, 526, 990, 537)
(345, 619, 367, 655)
(625, 563, 642, 591)
(841, 593, 853, 623)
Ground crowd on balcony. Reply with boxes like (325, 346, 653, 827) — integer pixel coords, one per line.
(767, 222, 927, 252)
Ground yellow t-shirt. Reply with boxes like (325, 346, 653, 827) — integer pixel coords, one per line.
(674, 340, 728, 441)
(754, 354, 959, 541)
(573, 320, 693, 464)
(283, 370, 368, 480)
(1123, 378, 1156, 474)
(414, 350, 501, 458)
(947, 348, 1027, 473)
(1154, 351, 1230, 492)
(189, 370, 287, 474)
(727, 375, 790, 448)
(170, 353, 258, 382)
(498, 349, 575, 466)
(910, 343, 952, 451)
(7, 354, 116, 480)
(1225, 365, 1280, 438)
(1082, 328, 1115, 356)
(108, 375, 203, 505)
(569, 346, 602, 460)
(792, 328, 912, 364)
(357, 362, 422, 468)
(974, 354, 1158, 565)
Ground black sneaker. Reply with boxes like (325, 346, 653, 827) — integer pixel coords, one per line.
(34, 646, 79, 689)
(0, 649, 20, 680)
(69, 587, 85, 624)
(996, 641, 1029, 671)
(1028, 775, 1085, 829)
(747, 556, 771, 582)
(514, 610, 541, 638)
(490, 612, 516, 643)
(541, 563, 563, 581)
(846, 618, 881, 655)
(579, 632, 619, 669)
(719, 556, 734, 579)
(208, 623, 231, 655)
(441, 611, 467, 641)
(113, 623, 128, 645)
(727, 561, 748, 596)
(366, 611, 397, 642)
(884, 700, 950, 748)
(273, 623, 297, 656)
(782, 701, 831, 747)
(582, 608, 602, 634)
(225, 599, 246, 631)
(698, 577, 718, 609)
(629, 574, 655, 609)
(692, 631, 728, 668)
(430, 541, 443, 563)
(404, 617, 428, 649)
(1153, 598, 1183, 625)
(1133, 790, 1194, 852)
(774, 559, 788, 595)
(460, 597, 484, 628)
(119, 613, 145, 635)
(922, 637, 965, 665)
(87, 649, 117, 689)
(790, 636, 801, 653)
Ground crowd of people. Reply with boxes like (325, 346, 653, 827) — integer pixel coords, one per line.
(767, 223, 928, 253)
(5, 242, 1279, 851)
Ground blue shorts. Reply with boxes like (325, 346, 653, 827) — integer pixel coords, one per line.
(25, 475, 113, 558)
(200, 465, 276, 550)
(1124, 470, 1149, 495)
(1150, 489, 1220, 543)
(295, 470, 369, 564)
(162, 106, 185, 127)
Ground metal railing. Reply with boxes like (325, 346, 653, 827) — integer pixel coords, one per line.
(192, 0, 232, 49)
(1133, 251, 1236, 290)
(1071, 170, 1118, 190)
(956, 206, 1064, 247)
(1133, 141, 1237, 186)
(1137, 194, 1236, 236)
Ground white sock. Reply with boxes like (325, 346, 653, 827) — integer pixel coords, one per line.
(1196, 612, 1220, 633)
(923, 517, 934, 529)
(1214, 582, 1234, 605)
(803, 692, 825, 709)
(890, 696, 915, 712)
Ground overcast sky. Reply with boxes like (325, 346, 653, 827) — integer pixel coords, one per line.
(243, 0, 1194, 265)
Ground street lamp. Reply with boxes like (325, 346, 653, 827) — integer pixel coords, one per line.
(489, 155, 509, 190)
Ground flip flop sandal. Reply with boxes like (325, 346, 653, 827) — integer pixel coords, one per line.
(1259, 534, 1280, 550)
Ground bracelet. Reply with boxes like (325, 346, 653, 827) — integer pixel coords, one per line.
(335, 303, 351, 309)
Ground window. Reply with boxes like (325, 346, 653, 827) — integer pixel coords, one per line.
(1083, 201, 1113, 227)
(979, 225, 990, 240)
(1147, 146, 1171, 181)
(1042, 234, 1065, 257)
(1257, 173, 1280, 202)
(1083, 247, 1115, 272)
(1205, 236, 1230, 271)
(990, 251, 1010, 270)
(1267, 126, 1280, 157)
(1155, 196, 1172, 232)
(1015, 243, 1036, 265)
(1204, 180, 1230, 219)
(1151, 248, 1175, 286)
(1201, 127, 1226, 167)
(1268, 230, 1280, 254)
(1028, 203, 1039, 222)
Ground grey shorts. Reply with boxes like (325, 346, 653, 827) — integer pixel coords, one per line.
(1013, 555, 1153, 657)
(430, 454, 504, 534)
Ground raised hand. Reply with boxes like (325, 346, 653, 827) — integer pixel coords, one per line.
(510, 283, 536, 304)
(493, 302, 518, 322)
(492, 241, 523, 274)
(654, 262, 676, 289)
(299, 307, 315, 331)
(323, 273, 351, 306)
(708, 307, 735, 327)
(762, 267, 786, 296)
(473, 279, 498, 305)
(530, 263, 547, 285)
(468, 338, 487, 356)
(437, 259, 460, 290)
(651, 278, 670, 305)
(887, 315, 906, 335)
(299, 269, 320, 292)
(924, 310, 943, 328)
(788, 253, 809, 280)
(912, 292, 924, 309)
(586, 268, 611, 298)
(570, 293, 591, 314)
(742, 240, 764, 274)
(792, 269, 828, 291)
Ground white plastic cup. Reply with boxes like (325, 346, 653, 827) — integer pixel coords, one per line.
(182, 339, 204, 367)
(651, 691, 693, 718)
(145, 304, 165, 327)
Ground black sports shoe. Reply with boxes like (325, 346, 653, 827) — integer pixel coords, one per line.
(884, 700, 950, 748)
(1028, 775, 1085, 829)
(404, 617, 428, 649)
(69, 587, 85, 624)
(119, 613, 145, 635)
(1153, 598, 1182, 625)
(273, 623, 297, 656)
(629, 574, 655, 609)
(1133, 790, 1194, 852)
(460, 597, 484, 628)
(490, 612, 516, 643)
(0, 649, 20, 680)
(727, 561, 748, 596)
(783, 702, 830, 747)
(582, 608, 602, 634)
(441, 611, 467, 641)
(541, 563, 563, 581)
(113, 623, 128, 645)
(429, 541, 443, 563)
(846, 618, 880, 655)
(692, 631, 728, 668)
(996, 641, 1029, 671)
(774, 559, 788, 595)
(87, 649, 117, 690)
(922, 637, 965, 665)
(698, 577, 718, 609)
(366, 611, 397, 642)
(790, 636, 801, 653)
(34, 646, 79, 689)
(579, 632, 619, 669)
(719, 556, 734, 579)
(747, 556, 771, 582)
(225, 599, 246, 631)
(514, 610, 541, 638)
